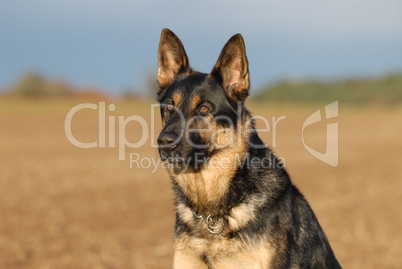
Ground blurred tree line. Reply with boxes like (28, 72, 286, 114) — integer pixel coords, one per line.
(9, 72, 72, 97)
(4, 71, 152, 99)
(4, 71, 402, 106)
(254, 73, 402, 106)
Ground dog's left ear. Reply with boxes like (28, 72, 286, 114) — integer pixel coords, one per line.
(211, 34, 250, 104)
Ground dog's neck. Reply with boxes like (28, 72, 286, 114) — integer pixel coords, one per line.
(170, 146, 247, 216)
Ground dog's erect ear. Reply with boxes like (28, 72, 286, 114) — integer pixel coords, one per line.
(157, 29, 190, 96)
(211, 34, 250, 104)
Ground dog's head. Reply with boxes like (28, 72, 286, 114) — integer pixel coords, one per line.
(156, 29, 250, 169)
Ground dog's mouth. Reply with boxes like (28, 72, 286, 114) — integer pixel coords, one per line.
(159, 150, 210, 171)
(166, 156, 186, 164)
(159, 151, 185, 163)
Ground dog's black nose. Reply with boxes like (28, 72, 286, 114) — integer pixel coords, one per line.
(157, 132, 179, 150)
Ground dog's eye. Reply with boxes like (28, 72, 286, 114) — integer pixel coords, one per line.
(199, 105, 209, 114)
(166, 104, 174, 111)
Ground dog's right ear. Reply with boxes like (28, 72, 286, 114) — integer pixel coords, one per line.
(157, 29, 190, 98)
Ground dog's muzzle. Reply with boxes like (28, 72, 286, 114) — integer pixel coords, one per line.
(157, 132, 180, 161)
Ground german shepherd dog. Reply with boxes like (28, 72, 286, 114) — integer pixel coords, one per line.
(156, 28, 341, 269)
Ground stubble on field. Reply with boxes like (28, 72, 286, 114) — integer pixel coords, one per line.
(0, 99, 401, 269)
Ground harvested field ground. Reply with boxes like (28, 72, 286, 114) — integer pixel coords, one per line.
(0, 98, 401, 268)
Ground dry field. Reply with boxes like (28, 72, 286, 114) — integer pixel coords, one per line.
(0, 98, 401, 268)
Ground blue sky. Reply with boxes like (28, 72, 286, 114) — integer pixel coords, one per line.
(1, 0, 401, 95)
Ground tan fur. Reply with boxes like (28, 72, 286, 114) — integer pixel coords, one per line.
(174, 233, 273, 269)
(157, 66, 173, 89)
(199, 113, 245, 151)
(227, 194, 268, 230)
(173, 248, 208, 269)
(191, 95, 201, 110)
(173, 93, 182, 106)
(176, 203, 195, 225)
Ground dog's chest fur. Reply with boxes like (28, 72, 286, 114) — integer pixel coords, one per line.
(173, 165, 232, 208)
(174, 231, 274, 269)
